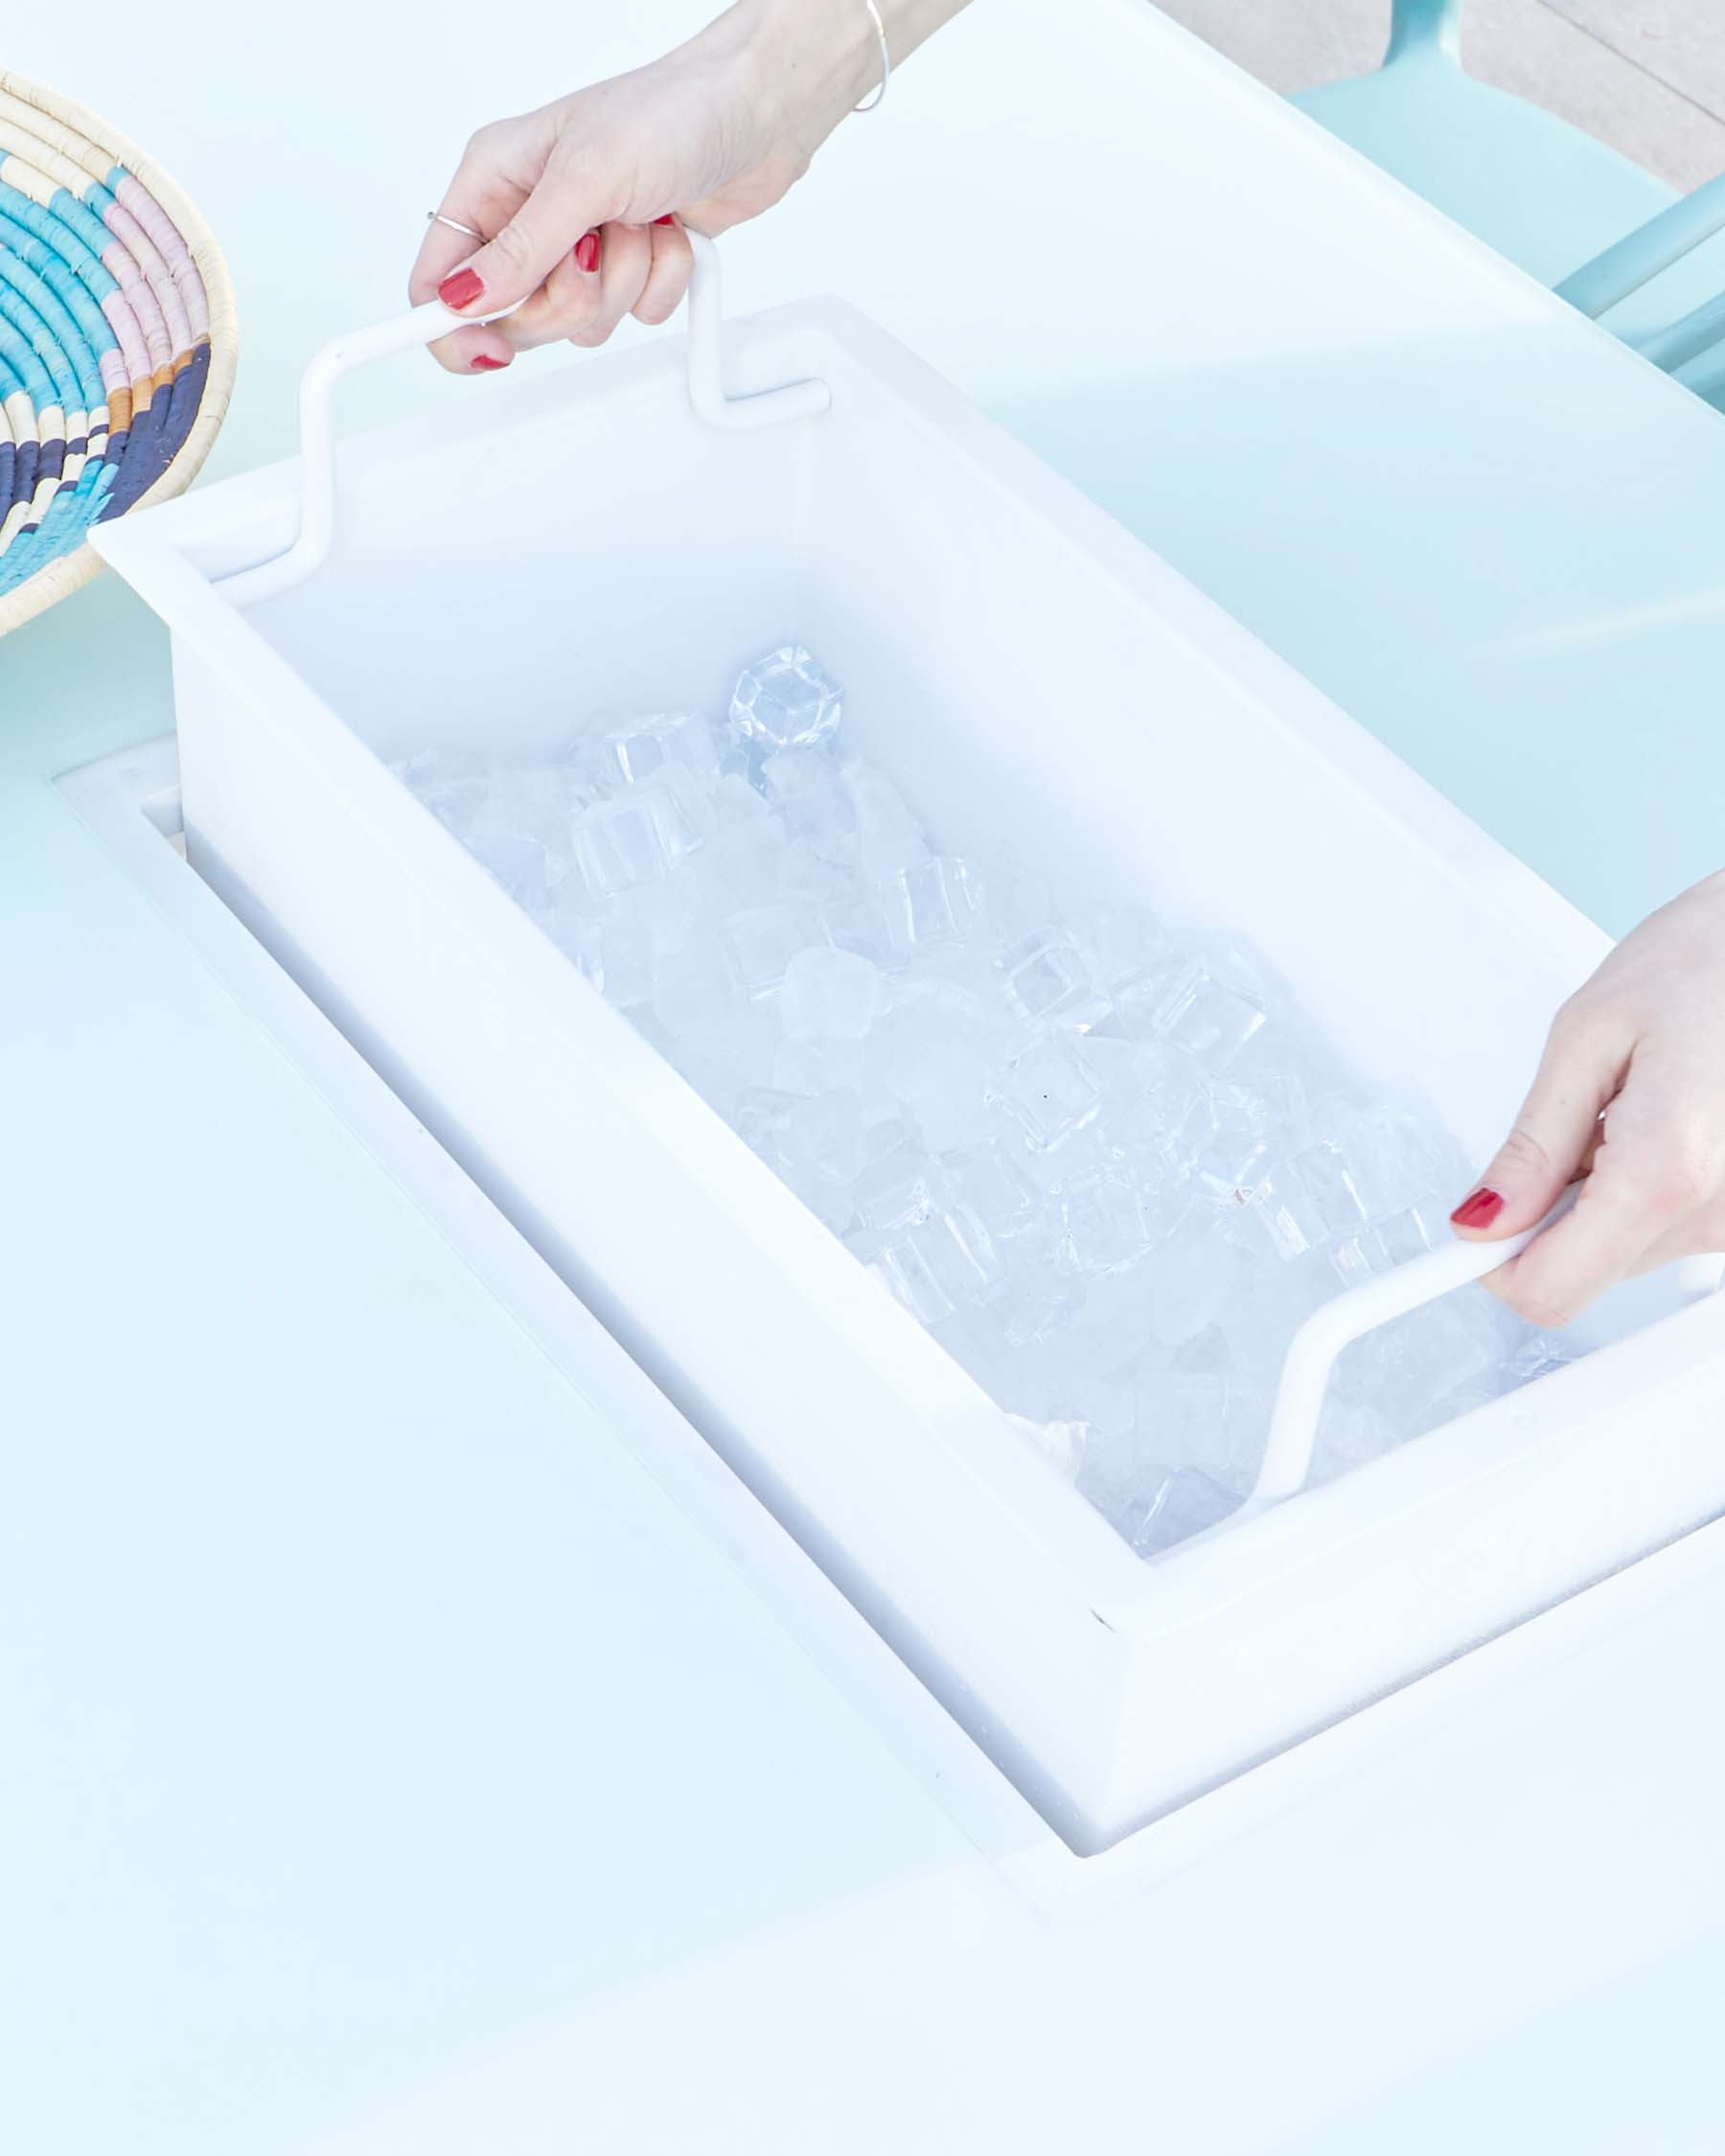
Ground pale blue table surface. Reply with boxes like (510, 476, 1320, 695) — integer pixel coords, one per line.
(8, 5, 1725, 2151)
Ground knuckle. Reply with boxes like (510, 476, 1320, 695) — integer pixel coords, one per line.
(1548, 992, 1598, 1045)
(1494, 1121, 1556, 1181)
(484, 221, 535, 276)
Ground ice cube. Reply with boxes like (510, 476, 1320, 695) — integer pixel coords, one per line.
(1134, 1361, 1265, 1498)
(1309, 1097, 1441, 1224)
(884, 1031, 997, 1153)
(840, 758, 927, 890)
(664, 1009, 779, 1115)
(392, 746, 490, 836)
(822, 890, 901, 972)
(1138, 1232, 1239, 1346)
(1347, 1291, 1503, 1427)
(780, 1089, 867, 1186)
(998, 1267, 1084, 1347)
(995, 1035, 1103, 1151)
(651, 932, 741, 1037)
(594, 710, 721, 794)
(1149, 958, 1268, 1070)
(874, 1204, 1001, 1323)
(852, 1137, 946, 1231)
(1133, 1465, 1241, 1557)
(723, 902, 827, 1000)
(779, 946, 881, 1042)
(1075, 905, 1175, 991)
(565, 906, 654, 1009)
(729, 645, 843, 751)
(703, 813, 789, 909)
(1509, 1331, 1579, 1385)
(778, 836, 855, 907)
(773, 1037, 865, 1098)
(942, 1140, 1039, 1240)
(1006, 1413, 1090, 1482)
(1331, 1203, 1444, 1285)
(1230, 1151, 1328, 1264)
(890, 856, 990, 953)
(764, 748, 858, 860)
(999, 930, 1102, 1028)
(1056, 1373, 1137, 1439)
(571, 776, 704, 898)
(734, 1088, 804, 1159)
(1056, 1167, 1159, 1275)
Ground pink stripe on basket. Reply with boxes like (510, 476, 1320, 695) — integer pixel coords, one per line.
(99, 289, 152, 384)
(101, 245, 171, 370)
(97, 347, 127, 395)
(101, 197, 193, 354)
(112, 173, 210, 341)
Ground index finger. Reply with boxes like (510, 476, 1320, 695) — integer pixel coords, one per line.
(1484, 1058, 1707, 1327)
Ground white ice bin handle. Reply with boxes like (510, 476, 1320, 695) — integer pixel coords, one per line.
(1242, 1191, 1581, 1515)
(220, 230, 830, 608)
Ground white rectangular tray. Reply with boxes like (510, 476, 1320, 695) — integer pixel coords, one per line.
(95, 287, 1725, 1850)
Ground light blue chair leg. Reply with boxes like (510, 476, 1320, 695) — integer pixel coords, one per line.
(1385, 0, 1460, 63)
(1633, 289, 1725, 375)
(1296, 0, 1725, 400)
(1556, 169, 1725, 319)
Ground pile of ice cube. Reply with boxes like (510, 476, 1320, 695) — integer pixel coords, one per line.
(393, 644, 1577, 1562)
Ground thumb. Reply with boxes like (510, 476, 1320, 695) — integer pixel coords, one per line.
(439, 154, 611, 316)
(1450, 1000, 1627, 1240)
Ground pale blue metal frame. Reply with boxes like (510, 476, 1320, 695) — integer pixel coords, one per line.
(1369, 0, 1725, 401)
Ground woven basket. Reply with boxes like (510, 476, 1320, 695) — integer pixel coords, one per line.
(0, 73, 236, 635)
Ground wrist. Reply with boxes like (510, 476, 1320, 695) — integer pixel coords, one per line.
(728, 0, 882, 139)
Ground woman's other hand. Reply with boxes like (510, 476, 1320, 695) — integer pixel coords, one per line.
(1450, 870, 1725, 1325)
(409, 1, 967, 374)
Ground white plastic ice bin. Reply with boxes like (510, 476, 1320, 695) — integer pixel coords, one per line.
(94, 254, 1725, 1854)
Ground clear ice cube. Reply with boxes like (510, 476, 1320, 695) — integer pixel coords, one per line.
(764, 748, 858, 860)
(999, 931, 1101, 1028)
(779, 946, 881, 1042)
(594, 710, 720, 794)
(891, 856, 989, 953)
(729, 645, 843, 751)
(942, 1141, 1039, 1240)
(1150, 959, 1268, 1070)
(874, 1204, 1001, 1324)
(723, 902, 826, 999)
(842, 758, 927, 889)
(852, 1138, 946, 1231)
(995, 1036, 1103, 1152)
(572, 776, 704, 898)
(1056, 1167, 1159, 1275)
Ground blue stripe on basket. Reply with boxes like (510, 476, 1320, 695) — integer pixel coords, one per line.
(0, 233, 115, 382)
(0, 458, 115, 594)
(45, 186, 116, 269)
(0, 281, 90, 422)
(0, 185, 120, 308)
(0, 316, 57, 410)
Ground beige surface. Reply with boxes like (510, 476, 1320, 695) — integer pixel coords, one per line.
(1153, 0, 1725, 190)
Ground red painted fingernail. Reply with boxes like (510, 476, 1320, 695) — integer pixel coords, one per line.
(654, 215, 678, 226)
(574, 231, 601, 273)
(470, 353, 507, 371)
(1450, 1187, 1506, 1230)
(438, 265, 485, 310)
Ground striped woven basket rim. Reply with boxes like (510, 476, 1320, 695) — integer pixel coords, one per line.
(0, 71, 237, 636)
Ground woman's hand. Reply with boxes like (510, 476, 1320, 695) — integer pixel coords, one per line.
(409, 0, 968, 374)
(1450, 869, 1725, 1326)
